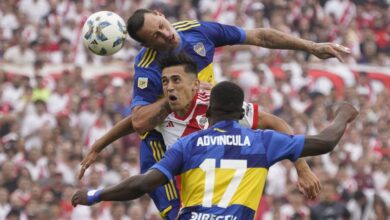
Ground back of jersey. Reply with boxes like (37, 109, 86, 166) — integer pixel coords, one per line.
(177, 120, 269, 220)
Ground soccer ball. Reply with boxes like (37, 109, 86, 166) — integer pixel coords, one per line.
(82, 11, 127, 56)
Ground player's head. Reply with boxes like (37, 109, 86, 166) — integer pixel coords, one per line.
(127, 9, 179, 50)
(207, 81, 244, 122)
(159, 53, 199, 116)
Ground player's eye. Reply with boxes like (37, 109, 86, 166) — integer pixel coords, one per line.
(159, 23, 163, 29)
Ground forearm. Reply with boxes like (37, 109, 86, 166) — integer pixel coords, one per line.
(92, 115, 134, 153)
(99, 170, 166, 202)
(258, 112, 311, 172)
(245, 28, 314, 52)
(132, 98, 171, 134)
(302, 115, 349, 157)
(100, 175, 149, 201)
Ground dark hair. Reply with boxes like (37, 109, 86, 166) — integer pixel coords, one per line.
(209, 81, 244, 116)
(126, 9, 155, 43)
(158, 53, 198, 75)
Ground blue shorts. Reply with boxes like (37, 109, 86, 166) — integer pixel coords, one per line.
(139, 130, 180, 220)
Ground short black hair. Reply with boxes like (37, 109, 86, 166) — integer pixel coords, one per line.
(209, 81, 244, 115)
(126, 9, 155, 43)
(158, 53, 198, 75)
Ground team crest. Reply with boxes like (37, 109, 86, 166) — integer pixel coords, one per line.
(137, 77, 148, 89)
(196, 114, 209, 129)
(193, 42, 206, 57)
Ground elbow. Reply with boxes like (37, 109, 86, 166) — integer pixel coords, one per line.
(132, 118, 149, 135)
(131, 111, 149, 135)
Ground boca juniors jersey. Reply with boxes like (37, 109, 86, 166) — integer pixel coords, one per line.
(154, 92, 258, 149)
(130, 21, 246, 110)
(152, 120, 305, 220)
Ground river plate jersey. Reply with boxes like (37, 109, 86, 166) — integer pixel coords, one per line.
(130, 21, 246, 110)
(152, 120, 304, 220)
(155, 92, 259, 149)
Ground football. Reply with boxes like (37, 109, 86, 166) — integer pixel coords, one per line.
(82, 11, 127, 56)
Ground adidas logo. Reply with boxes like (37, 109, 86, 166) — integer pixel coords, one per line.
(166, 121, 174, 127)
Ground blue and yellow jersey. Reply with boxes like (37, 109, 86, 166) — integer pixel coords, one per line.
(152, 120, 304, 220)
(130, 21, 246, 109)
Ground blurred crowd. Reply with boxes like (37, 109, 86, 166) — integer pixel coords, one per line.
(0, 0, 389, 219)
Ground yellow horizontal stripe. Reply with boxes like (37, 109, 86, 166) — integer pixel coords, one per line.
(176, 24, 201, 32)
(180, 167, 268, 210)
(137, 48, 151, 67)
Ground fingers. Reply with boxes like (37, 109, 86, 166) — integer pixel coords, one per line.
(71, 192, 79, 207)
(78, 164, 89, 180)
(334, 44, 351, 54)
(328, 46, 344, 63)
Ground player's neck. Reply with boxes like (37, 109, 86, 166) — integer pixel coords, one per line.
(209, 116, 240, 126)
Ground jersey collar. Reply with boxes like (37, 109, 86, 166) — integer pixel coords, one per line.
(210, 120, 239, 129)
(173, 92, 199, 120)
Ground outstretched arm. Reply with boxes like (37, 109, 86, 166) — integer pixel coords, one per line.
(78, 115, 135, 180)
(244, 28, 351, 62)
(257, 111, 321, 199)
(72, 169, 167, 206)
(301, 103, 358, 157)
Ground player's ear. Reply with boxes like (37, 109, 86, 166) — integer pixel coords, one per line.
(193, 79, 200, 92)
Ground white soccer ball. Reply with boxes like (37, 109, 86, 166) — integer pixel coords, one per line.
(82, 11, 127, 56)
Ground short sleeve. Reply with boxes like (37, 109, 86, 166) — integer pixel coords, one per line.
(261, 130, 305, 166)
(151, 140, 184, 180)
(238, 102, 258, 129)
(130, 66, 163, 110)
(199, 21, 246, 47)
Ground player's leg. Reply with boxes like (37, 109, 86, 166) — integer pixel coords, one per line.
(139, 130, 180, 220)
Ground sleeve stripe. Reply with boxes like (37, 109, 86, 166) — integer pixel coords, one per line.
(170, 180, 178, 198)
(172, 20, 197, 26)
(157, 141, 165, 160)
(150, 141, 159, 161)
(173, 20, 198, 29)
(164, 184, 172, 200)
(144, 50, 157, 68)
(137, 48, 151, 67)
(140, 49, 155, 68)
(176, 24, 201, 32)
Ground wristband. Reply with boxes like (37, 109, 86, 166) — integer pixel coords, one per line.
(87, 189, 102, 205)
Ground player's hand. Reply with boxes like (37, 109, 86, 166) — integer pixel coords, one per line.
(71, 189, 89, 207)
(335, 102, 359, 123)
(297, 166, 321, 200)
(310, 43, 351, 63)
(78, 150, 99, 180)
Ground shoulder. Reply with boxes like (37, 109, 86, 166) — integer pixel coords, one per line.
(173, 20, 202, 32)
(134, 47, 159, 69)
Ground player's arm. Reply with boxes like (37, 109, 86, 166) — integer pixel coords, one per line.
(72, 140, 184, 207)
(257, 111, 321, 199)
(243, 28, 351, 62)
(72, 169, 167, 206)
(78, 115, 135, 180)
(130, 65, 172, 135)
(131, 97, 171, 134)
(301, 103, 358, 156)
